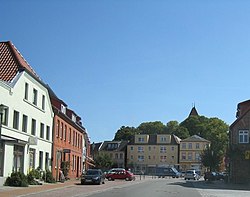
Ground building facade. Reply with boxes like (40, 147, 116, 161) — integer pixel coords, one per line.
(48, 87, 85, 180)
(127, 134, 180, 174)
(229, 100, 250, 184)
(98, 141, 128, 168)
(179, 135, 210, 173)
(0, 41, 54, 185)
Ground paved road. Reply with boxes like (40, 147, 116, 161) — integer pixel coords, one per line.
(1, 177, 249, 197)
(85, 178, 201, 197)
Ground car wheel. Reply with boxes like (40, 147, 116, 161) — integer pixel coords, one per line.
(108, 177, 112, 181)
(125, 177, 130, 181)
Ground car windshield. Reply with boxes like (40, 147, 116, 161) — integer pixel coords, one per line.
(86, 170, 99, 175)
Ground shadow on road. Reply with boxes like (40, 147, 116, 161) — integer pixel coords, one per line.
(168, 180, 250, 191)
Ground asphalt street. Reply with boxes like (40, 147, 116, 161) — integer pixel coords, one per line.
(1, 176, 249, 197)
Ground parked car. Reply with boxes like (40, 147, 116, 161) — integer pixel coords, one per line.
(204, 171, 217, 181)
(105, 168, 135, 181)
(81, 169, 105, 185)
(216, 172, 226, 180)
(184, 170, 200, 180)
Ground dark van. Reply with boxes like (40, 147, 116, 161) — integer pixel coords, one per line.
(156, 167, 180, 178)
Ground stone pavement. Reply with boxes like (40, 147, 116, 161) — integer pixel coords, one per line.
(0, 179, 79, 197)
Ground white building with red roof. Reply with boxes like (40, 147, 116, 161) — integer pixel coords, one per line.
(0, 41, 54, 186)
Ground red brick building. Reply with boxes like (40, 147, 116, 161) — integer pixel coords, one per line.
(47, 86, 85, 181)
(229, 99, 250, 184)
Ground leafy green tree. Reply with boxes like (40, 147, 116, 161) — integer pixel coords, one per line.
(137, 121, 166, 134)
(94, 153, 113, 170)
(201, 146, 221, 171)
(181, 116, 229, 169)
(180, 115, 209, 137)
(113, 126, 138, 141)
(166, 121, 190, 139)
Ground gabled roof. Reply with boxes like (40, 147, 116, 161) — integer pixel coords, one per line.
(0, 41, 39, 82)
(230, 100, 250, 129)
(181, 135, 210, 142)
(128, 134, 180, 145)
(99, 141, 128, 152)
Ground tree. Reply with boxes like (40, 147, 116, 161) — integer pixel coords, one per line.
(200, 146, 221, 171)
(166, 121, 190, 139)
(180, 115, 209, 137)
(137, 121, 166, 134)
(181, 116, 229, 170)
(94, 153, 113, 170)
(113, 126, 138, 141)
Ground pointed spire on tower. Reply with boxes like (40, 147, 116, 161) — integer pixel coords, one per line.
(188, 103, 199, 117)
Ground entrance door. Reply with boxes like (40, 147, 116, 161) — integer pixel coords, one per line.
(13, 145, 24, 173)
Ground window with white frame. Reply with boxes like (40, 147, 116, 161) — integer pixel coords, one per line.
(138, 155, 144, 162)
(196, 143, 200, 149)
(46, 125, 50, 140)
(160, 146, 166, 153)
(31, 119, 36, 136)
(188, 143, 192, 149)
(195, 153, 200, 161)
(13, 110, 19, 130)
(138, 146, 144, 152)
(33, 88, 38, 105)
(138, 137, 144, 142)
(182, 143, 186, 149)
(42, 95, 45, 110)
(160, 155, 167, 161)
(22, 114, 28, 133)
(181, 152, 186, 160)
(160, 137, 166, 142)
(40, 123, 44, 138)
(239, 130, 249, 143)
(188, 153, 192, 160)
(24, 83, 29, 100)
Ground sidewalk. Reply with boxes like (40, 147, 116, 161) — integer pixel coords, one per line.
(0, 179, 79, 197)
(193, 179, 250, 191)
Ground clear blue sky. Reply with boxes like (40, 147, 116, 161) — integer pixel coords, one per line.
(1, 0, 250, 142)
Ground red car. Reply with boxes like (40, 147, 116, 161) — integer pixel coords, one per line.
(106, 168, 135, 181)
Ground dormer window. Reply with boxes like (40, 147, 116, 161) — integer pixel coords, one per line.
(72, 114, 76, 122)
(61, 104, 66, 114)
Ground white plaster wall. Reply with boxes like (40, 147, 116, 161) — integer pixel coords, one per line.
(3, 143, 14, 177)
(0, 71, 54, 178)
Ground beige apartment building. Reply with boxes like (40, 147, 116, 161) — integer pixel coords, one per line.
(179, 135, 210, 173)
(127, 134, 180, 174)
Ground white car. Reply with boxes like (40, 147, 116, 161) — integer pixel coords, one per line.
(184, 170, 200, 180)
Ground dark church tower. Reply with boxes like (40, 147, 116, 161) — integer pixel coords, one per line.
(188, 105, 199, 117)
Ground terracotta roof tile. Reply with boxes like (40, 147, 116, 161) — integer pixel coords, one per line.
(0, 41, 39, 82)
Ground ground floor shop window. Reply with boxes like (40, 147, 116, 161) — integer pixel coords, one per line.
(13, 145, 24, 173)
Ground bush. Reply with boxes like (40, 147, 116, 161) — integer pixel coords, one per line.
(4, 172, 28, 187)
(42, 170, 56, 183)
(61, 161, 70, 179)
(29, 168, 42, 179)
